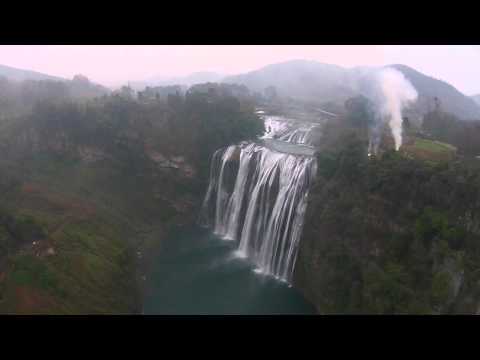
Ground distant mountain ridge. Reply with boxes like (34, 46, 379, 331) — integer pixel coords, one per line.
(2, 60, 479, 120)
(389, 64, 480, 120)
(155, 71, 224, 85)
(0, 63, 65, 82)
(131, 72, 224, 90)
(223, 60, 354, 103)
(0, 64, 110, 105)
(223, 60, 480, 120)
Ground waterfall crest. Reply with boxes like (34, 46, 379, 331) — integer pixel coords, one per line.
(200, 115, 318, 283)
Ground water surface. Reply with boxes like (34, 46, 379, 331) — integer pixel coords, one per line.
(143, 226, 315, 315)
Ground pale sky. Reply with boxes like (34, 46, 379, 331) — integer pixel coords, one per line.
(0, 45, 479, 95)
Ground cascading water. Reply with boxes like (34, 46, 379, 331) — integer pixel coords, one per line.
(200, 115, 318, 283)
(263, 116, 320, 146)
(277, 125, 317, 144)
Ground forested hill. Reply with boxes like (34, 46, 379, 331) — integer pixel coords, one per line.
(294, 98, 480, 314)
(390, 64, 480, 121)
(0, 64, 64, 82)
(0, 73, 110, 117)
(0, 83, 263, 313)
(223, 60, 354, 104)
(222, 60, 480, 120)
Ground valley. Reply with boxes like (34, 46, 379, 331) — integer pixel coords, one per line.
(1, 49, 480, 314)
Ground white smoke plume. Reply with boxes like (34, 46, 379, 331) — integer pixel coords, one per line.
(355, 67, 418, 154)
(373, 68, 418, 150)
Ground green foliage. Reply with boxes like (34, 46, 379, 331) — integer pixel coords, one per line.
(11, 214, 46, 242)
(0, 75, 108, 118)
(298, 120, 480, 313)
(0, 218, 138, 314)
(414, 139, 456, 153)
(8, 88, 263, 183)
(344, 95, 376, 129)
(10, 254, 59, 291)
(431, 271, 453, 308)
(0, 209, 46, 255)
(316, 152, 338, 180)
(363, 262, 415, 314)
(422, 110, 480, 157)
(181, 91, 264, 175)
(405, 138, 457, 163)
(415, 207, 467, 251)
(0, 82, 263, 313)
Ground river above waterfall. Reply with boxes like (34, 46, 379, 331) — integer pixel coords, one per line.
(143, 225, 315, 314)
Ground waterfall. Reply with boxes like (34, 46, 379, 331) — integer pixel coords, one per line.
(200, 116, 317, 283)
(263, 116, 319, 146)
(277, 125, 317, 144)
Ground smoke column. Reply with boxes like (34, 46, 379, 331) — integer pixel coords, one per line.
(375, 68, 418, 150)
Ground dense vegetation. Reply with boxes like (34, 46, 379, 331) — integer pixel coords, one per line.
(0, 75, 109, 118)
(2, 67, 479, 314)
(295, 102, 480, 314)
(422, 109, 480, 157)
(0, 82, 263, 313)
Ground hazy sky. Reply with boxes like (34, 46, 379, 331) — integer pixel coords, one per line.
(0, 45, 479, 95)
